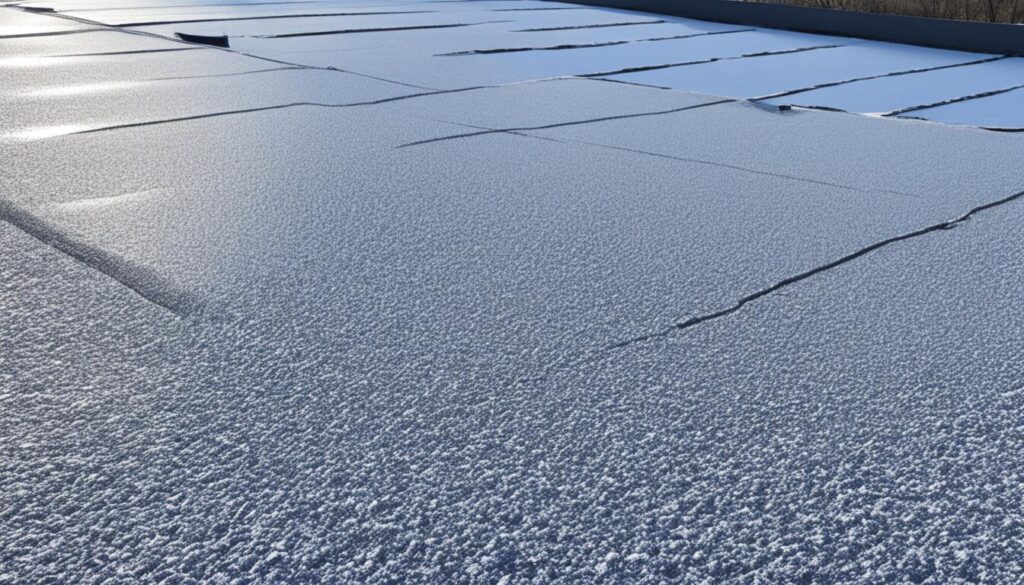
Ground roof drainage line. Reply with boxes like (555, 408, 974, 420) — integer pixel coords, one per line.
(514, 20, 664, 32)
(0, 199, 204, 317)
(752, 55, 1009, 102)
(119, 10, 438, 27)
(608, 187, 1024, 350)
(62, 86, 492, 136)
(438, 27, 755, 56)
(397, 98, 734, 148)
(579, 44, 843, 78)
(883, 83, 1024, 117)
(254, 21, 509, 38)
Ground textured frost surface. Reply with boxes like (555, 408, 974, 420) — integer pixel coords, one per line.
(3, 1, 1024, 583)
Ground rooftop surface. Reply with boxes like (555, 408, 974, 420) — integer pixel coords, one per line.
(2, 1, 1024, 583)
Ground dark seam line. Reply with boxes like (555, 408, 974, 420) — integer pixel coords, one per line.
(437, 28, 754, 56)
(119, 11, 437, 27)
(48, 47, 203, 57)
(63, 86, 490, 136)
(608, 188, 1024, 349)
(585, 76, 672, 89)
(884, 83, 1024, 117)
(752, 55, 1008, 101)
(514, 20, 664, 32)
(580, 44, 843, 78)
(255, 21, 503, 38)
(397, 99, 734, 147)
(420, 117, 569, 144)
(0, 27, 103, 39)
(222, 53, 435, 89)
(67, 104, 348, 134)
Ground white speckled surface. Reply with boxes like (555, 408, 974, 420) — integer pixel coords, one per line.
(3, 1, 1024, 583)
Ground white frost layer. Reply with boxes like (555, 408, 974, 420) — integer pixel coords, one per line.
(5, 2, 1024, 583)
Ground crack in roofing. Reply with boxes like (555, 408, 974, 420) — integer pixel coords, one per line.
(607, 187, 1024, 350)
(437, 28, 755, 56)
(514, 20, 664, 32)
(117, 11, 438, 28)
(397, 98, 734, 148)
(752, 55, 1009, 102)
(884, 83, 1024, 117)
(0, 198, 203, 317)
(583, 44, 844, 78)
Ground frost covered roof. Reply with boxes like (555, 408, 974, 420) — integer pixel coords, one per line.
(2, 1, 1024, 583)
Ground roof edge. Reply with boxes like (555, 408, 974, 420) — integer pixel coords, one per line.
(566, 0, 1024, 55)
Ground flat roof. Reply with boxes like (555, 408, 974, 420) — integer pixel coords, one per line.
(3, 1, 1024, 583)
